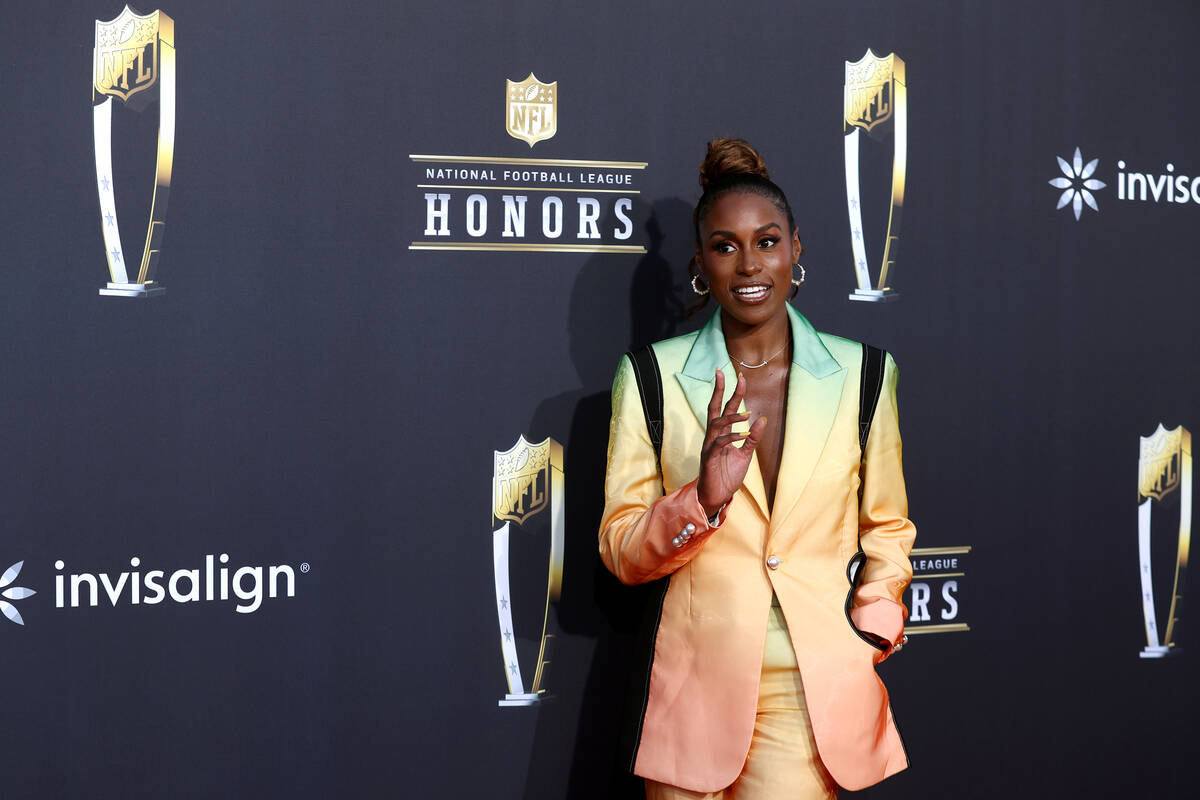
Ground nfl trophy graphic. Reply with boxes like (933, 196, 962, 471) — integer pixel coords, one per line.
(844, 49, 906, 302)
(1137, 424, 1191, 658)
(505, 73, 557, 147)
(93, 6, 175, 297)
(492, 436, 564, 705)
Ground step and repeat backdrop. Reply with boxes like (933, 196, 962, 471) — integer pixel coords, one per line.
(1, 1, 1196, 797)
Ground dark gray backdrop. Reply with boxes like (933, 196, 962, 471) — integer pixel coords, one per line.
(1, 0, 1196, 796)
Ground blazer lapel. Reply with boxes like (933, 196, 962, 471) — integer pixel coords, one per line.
(674, 313, 769, 521)
(769, 306, 847, 536)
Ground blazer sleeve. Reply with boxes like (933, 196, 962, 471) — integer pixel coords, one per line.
(598, 354, 728, 586)
(850, 352, 916, 651)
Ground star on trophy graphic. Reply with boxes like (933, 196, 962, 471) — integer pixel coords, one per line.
(92, 6, 175, 297)
(491, 435, 564, 706)
(1137, 424, 1191, 658)
(844, 49, 906, 302)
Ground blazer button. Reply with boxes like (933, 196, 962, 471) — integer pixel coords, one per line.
(766, 555, 780, 570)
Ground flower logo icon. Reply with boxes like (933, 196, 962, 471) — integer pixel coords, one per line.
(1, 561, 36, 625)
(1049, 147, 1107, 220)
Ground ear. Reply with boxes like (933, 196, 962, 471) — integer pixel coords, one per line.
(791, 228, 803, 261)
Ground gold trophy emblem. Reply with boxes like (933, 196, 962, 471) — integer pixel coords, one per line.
(505, 73, 557, 147)
(491, 435, 564, 705)
(93, 5, 175, 297)
(844, 49, 906, 302)
(1137, 424, 1192, 657)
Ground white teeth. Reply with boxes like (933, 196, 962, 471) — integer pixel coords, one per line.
(733, 285, 769, 298)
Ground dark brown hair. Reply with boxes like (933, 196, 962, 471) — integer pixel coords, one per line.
(692, 138, 796, 245)
(688, 138, 802, 313)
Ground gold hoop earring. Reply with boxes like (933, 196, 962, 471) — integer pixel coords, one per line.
(691, 274, 710, 296)
(792, 263, 806, 287)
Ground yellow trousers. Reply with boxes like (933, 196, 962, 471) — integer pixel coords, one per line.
(645, 602, 838, 800)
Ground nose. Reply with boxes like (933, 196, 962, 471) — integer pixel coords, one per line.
(736, 255, 762, 275)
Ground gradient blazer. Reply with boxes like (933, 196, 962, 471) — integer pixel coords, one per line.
(599, 305, 915, 793)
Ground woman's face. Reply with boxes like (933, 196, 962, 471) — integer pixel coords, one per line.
(695, 191, 800, 330)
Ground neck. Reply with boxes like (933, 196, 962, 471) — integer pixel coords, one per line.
(720, 308, 790, 366)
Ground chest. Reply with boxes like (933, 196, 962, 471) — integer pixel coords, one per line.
(741, 364, 790, 504)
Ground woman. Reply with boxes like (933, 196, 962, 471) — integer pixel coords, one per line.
(599, 139, 915, 799)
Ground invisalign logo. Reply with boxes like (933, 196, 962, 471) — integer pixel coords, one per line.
(1048, 147, 1106, 221)
(0, 561, 36, 625)
(1115, 160, 1200, 205)
(54, 554, 300, 614)
(1049, 145, 1200, 220)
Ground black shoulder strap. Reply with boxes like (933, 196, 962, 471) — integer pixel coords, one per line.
(859, 343, 887, 451)
(618, 345, 669, 771)
(625, 346, 664, 476)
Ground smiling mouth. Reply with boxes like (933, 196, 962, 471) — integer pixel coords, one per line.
(732, 284, 771, 303)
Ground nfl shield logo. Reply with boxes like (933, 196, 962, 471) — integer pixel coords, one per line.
(506, 73, 557, 147)
(844, 49, 899, 133)
(94, 5, 168, 108)
(1140, 424, 1184, 502)
(493, 435, 553, 525)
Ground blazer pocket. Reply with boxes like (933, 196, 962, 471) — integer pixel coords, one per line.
(843, 550, 889, 653)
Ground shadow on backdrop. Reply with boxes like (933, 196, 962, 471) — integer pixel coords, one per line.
(521, 198, 694, 799)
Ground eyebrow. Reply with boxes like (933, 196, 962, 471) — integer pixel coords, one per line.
(708, 222, 783, 239)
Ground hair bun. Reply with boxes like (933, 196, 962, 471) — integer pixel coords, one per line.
(699, 138, 770, 189)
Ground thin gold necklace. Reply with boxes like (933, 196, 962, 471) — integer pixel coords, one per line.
(730, 341, 788, 369)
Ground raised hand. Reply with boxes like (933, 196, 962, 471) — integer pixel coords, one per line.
(696, 369, 767, 517)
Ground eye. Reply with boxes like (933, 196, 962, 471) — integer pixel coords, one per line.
(712, 241, 736, 254)
(757, 236, 779, 249)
